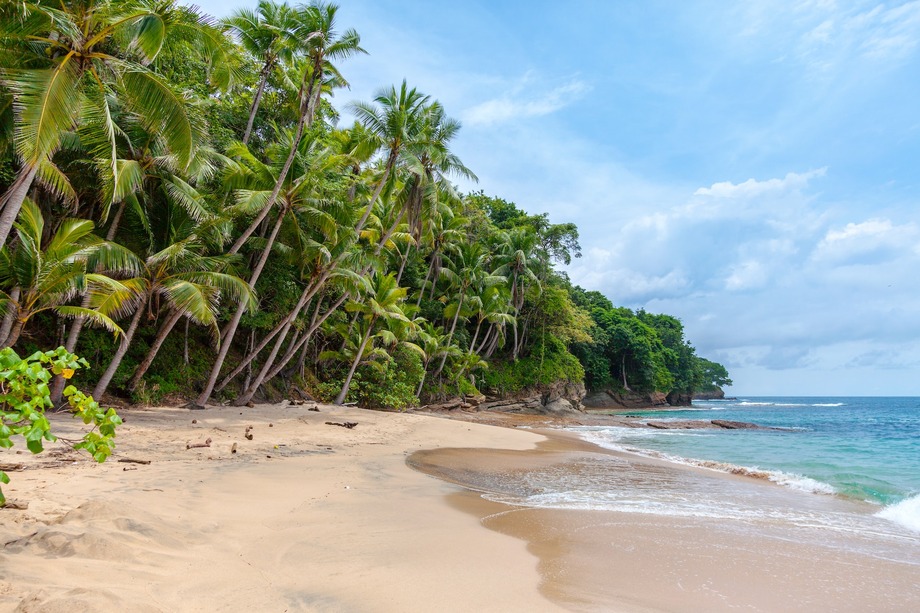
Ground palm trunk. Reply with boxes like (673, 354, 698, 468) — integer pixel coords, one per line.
(227, 118, 303, 255)
(261, 292, 348, 386)
(93, 301, 146, 399)
(415, 359, 430, 398)
(195, 209, 286, 408)
(0, 165, 38, 249)
(242, 66, 270, 145)
(1, 318, 25, 349)
(0, 287, 21, 347)
(127, 309, 183, 392)
(334, 315, 376, 405)
(183, 318, 191, 365)
(354, 151, 396, 234)
(105, 200, 126, 241)
(474, 323, 493, 355)
(433, 290, 464, 378)
(233, 290, 316, 406)
(395, 244, 412, 285)
(469, 317, 484, 353)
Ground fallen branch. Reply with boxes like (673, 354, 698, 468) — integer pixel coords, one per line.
(186, 437, 212, 449)
(325, 421, 357, 429)
(0, 463, 25, 472)
(117, 458, 151, 465)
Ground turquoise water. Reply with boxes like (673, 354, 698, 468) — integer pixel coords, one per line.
(567, 396, 920, 534)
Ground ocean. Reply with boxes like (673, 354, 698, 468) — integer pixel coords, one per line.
(477, 396, 920, 548)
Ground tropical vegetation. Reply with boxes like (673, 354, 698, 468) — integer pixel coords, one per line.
(0, 0, 729, 410)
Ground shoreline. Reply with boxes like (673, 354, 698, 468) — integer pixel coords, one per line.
(2, 402, 918, 611)
(409, 426, 920, 612)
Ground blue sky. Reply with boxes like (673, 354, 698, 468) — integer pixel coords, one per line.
(195, 0, 920, 395)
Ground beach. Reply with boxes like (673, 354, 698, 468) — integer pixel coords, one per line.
(0, 403, 557, 612)
(1, 402, 919, 612)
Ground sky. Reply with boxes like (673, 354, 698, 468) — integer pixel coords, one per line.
(194, 0, 920, 396)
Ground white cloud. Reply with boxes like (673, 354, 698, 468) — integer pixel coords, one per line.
(811, 218, 920, 265)
(462, 74, 591, 126)
(693, 168, 826, 198)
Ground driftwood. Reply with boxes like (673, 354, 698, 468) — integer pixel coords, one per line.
(186, 437, 212, 449)
(0, 463, 25, 472)
(117, 458, 151, 465)
(325, 421, 357, 429)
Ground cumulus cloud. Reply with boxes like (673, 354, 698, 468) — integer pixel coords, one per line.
(811, 218, 920, 265)
(693, 168, 826, 198)
(462, 74, 591, 126)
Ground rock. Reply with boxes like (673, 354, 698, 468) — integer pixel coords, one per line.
(583, 390, 669, 409)
(693, 387, 726, 400)
(666, 391, 693, 406)
(711, 419, 763, 430)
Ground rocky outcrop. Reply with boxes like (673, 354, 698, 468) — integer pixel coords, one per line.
(666, 391, 692, 407)
(422, 381, 586, 416)
(582, 389, 669, 410)
(641, 419, 789, 432)
(478, 381, 586, 416)
(693, 387, 726, 400)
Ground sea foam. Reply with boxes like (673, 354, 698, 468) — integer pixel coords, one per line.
(876, 493, 920, 533)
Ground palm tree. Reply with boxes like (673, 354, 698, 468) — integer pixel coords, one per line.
(492, 227, 541, 359)
(196, 1, 364, 409)
(91, 237, 256, 399)
(413, 322, 458, 398)
(432, 242, 505, 378)
(0, 0, 216, 248)
(225, 0, 300, 145)
(0, 199, 139, 348)
(333, 273, 410, 404)
(348, 80, 429, 234)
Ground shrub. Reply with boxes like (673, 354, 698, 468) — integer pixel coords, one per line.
(0, 347, 121, 505)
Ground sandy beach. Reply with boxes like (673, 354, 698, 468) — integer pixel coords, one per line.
(2, 403, 919, 612)
(0, 403, 559, 612)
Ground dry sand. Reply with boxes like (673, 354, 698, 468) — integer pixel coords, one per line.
(0, 403, 561, 612)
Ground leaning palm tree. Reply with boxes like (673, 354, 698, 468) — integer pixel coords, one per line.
(88, 237, 256, 399)
(196, 1, 364, 409)
(0, 199, 140, 348)
(347, 80, 430, 233)
(333, 273, 410, 405)
(0, 0, 219, 248)
(413, 322, 459, 398)
(225, 0, 301, 145)
(492, 227, 541, 359)
(432, 241, 505, 378)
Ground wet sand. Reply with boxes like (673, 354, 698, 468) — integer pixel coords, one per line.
(410, 430, 920, 612)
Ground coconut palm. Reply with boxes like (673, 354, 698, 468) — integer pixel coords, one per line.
(333, 273, 409, 405)
(225, 0, 300, 145)
(0, 199, 140, 348)
(0, 0, 220, 248)
(347, 80, 430, 234)
(492, 227, 541, 359)
(195, 1, 364, 409)
(89, 237, 256, 399)
(413, 322, 458, 398)
(432, 241, 505, 377)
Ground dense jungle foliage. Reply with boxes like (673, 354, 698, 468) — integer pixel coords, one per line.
(0, 0, 729, 409)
